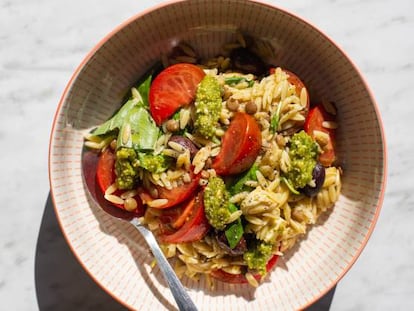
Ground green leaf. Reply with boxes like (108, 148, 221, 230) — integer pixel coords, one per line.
(92, 98, 140, 136)
(137, 74, 152, 108)
(116, 106, 160, 151)
(281, 177, 300, 195)
(229, 164, 258, 195)
(225, 203, 244, 249)
(90, 74, 159, 152)
(224, 76, 254, 87)
(92, 74, 153, 137)
(270, 103, 282, 133)
(172, 109, 181, 121)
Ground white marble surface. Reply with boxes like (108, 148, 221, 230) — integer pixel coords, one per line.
(0, 0, 413, 310)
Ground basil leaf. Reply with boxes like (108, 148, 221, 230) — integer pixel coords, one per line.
(172, 109, 181, 121)
(229, 164, 258, 195)
(137, 74, 152, 108)
(91, 74, 160, 151)
(92, 98, 140, 136)
(224, 76, 254, 87)
(225, 203, 244, 249)
(270, 103, 282, 133)
(281, 177, 300, 195)
(116, 106, 160, 151)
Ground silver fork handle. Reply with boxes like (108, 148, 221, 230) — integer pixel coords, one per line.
(130, 218, 198, 311)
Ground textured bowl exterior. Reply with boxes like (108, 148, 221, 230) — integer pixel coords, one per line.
(49, 0, 386, 310)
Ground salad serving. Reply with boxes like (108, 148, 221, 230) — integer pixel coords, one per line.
(84, 39, 342, 287)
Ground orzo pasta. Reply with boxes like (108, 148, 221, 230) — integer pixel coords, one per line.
(84, 38, 341, 287)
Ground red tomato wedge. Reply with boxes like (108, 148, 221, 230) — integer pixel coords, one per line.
(210, 269, 249, 284)
(304, 105, 336, 166)
(171, 196, 196, 229)
(157, 196, 196, 229)
(213, 112, 262, 175)
(139, 169, 200, 209)
(149, 63, 205, 125)
(270, 68, 310, 115)
(96, 148, 145, 215)
(158, 192, 210, 244)
(210, 254, 279, 284)
(96, 148, 116, 194)
(285, 70, 310, 112)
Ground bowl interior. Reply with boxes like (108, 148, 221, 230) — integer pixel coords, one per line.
(49, 0, 386, 310)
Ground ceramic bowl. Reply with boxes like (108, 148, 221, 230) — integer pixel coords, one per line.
(49, 0, 386, 309)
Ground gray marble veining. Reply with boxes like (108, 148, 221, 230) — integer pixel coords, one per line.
(1, 0, 413, 310)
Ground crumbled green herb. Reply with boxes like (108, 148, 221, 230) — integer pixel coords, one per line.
(243, 240, 273, 276)
(194, 75, 222, 139)
(115, 148, 140, 190)
(138, 153, 171, 174)
(204, 176, 231, 230)
(285, 131, 318, 189)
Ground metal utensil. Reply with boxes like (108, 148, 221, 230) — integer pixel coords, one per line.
(81, 149, 198, 311)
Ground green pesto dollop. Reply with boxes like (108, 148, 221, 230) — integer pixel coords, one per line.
(285, 130, 318, 189)
(194, 75, 222, 139)
(203, 176, 231, 230)
(243, 241, 273, 276)
(115, 148, 140, 190)
(138, 153, 171, 174)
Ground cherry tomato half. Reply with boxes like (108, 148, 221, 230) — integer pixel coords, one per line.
(304, 104, 336, 166)
(213, 112, 262, 175)
(138, 169, 200, 209)
(158, 192, 210, 244)
(149, 63, 205, 125)
(96, 148, 116, 195)
(157, 196, 196, 230)
(210, 254, 279, 284)
(284, 70, 310, 112)
(270, 68, 310, 119)
(96, 148, 145, 215)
